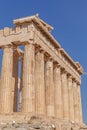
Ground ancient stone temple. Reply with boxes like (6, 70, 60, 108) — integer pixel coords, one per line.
(0, 14, 86, 130)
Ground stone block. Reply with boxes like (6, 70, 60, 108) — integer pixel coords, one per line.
(0, 30, 3, 37)
(4, 27, 10, 36)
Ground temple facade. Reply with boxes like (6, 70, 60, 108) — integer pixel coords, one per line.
(0, 15, 83, 124)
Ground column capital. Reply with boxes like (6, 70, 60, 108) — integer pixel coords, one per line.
(35, 45, 41, 54)
(39, 49, 45, 54)
(24, 41, 35, 46)
(45, 55, 53, 62)
(67, 74, 72, 81)
(14, 47, 24, 58)
(72, 78, 77, 82)
(72, 78, 80, 85)
(77, 81, 81, 85)
(53, 61, 61, 69)
(36, 48, 45, 54)
(61, 67, 67, 74)
(35, 44, 46, 54)
(3, 44, 13, 49)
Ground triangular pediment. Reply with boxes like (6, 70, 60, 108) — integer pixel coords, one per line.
(13, 14, 53, 31)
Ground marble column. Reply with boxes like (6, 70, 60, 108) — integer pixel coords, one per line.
(21, 43, 35, 113)
(35, 50, 45, 115)
(0, 45, 13, 113)
(20, 57, 24, 111)
(61, 69, 69, 120)
(13, 52, 19, 112)
(53, 64, 63, 119)
(77, 82, 83, 123)
(68, 75, 74, 121)
(45, 58, 54, 117)
(73, 79, 78, 122)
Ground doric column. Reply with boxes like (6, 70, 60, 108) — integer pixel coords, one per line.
(53, 63, 63, 119)
(21, 43, 35, 113)
(45, 58, 54, 117)
(73, 79, 78, 122)
(35, 50, 45, 115)
(0, 45, 14, 113)
(67, 75, 74, 121)
(13, 52, 19, 112)
(77, 82, 83, 123)
(61, 69, 69, 120)
(20, 57, 24, 111)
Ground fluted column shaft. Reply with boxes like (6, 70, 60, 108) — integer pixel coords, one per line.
(54, 64, 63, 119)
(35, 51, 45, 115)
(20, 57, 24, 111)
(45, 58, 54, 117)
(21, 43, 35, 113)
(73, 80, 78, 122)
(77, 83, 83, 123)
(0, 46, 13, 113)
(61, 69, 69, 120)
(68, 75, 74, 121)
(13, 53, 19, 112)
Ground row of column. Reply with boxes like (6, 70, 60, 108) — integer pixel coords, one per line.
(21, 43, 82, 123)
(0, 43, 82, 124)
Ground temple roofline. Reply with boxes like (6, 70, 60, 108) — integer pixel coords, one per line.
(13, 14, 54, 31)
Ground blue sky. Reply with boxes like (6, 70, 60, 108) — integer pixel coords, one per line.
(0, 0, 87, 124)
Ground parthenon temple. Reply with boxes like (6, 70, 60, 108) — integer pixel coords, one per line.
(0, 15, 84, 124)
